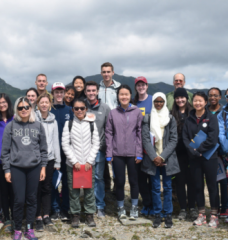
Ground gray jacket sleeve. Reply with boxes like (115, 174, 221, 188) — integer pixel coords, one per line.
(39, 123, 48, 167)
(142, 115, 158, 161)
(1, 122, 12, 173)
(160, 116, 178, 161)
(53, 120, 61, 168)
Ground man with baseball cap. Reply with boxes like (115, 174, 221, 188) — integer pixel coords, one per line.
(50, 82, 73, 221)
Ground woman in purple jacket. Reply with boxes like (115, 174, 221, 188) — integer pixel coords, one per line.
(105, 85, 143, 220)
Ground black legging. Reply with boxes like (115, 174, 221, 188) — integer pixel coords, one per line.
(190, 157, 218, 213)
(0, 166, 14, 221)
(175, 153, 195, 210)
(112, 156, 139, 201)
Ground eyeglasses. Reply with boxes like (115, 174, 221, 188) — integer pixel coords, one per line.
(225, 95, 228, 99)
(17, 106, 30, 111)
(73, 107, 86, 111)
(208, 95, 220, 98)
(154, 101, 165, 104)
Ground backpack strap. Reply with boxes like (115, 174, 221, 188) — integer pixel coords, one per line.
(222, 110, 227, 131)
(90, 122, 94, 143)
(68, 120, 73, 132)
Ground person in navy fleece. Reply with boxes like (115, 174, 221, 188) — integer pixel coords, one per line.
(0, 93, 14, 232)
(50, 82, 73, 222)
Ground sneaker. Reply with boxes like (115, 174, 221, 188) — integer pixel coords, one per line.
(129, 205, 138, 220)
(24, 229, 38, 240)
(60, 211, 70, 221)
(140, 206, 150, 216)
(165, 215, 173, 228)
(71, 214, 80, 228)
(43, 217, 53, 226)
(3, 220, 12, 233)
(85, 214, 96, 227)
(13, 230, 22, 240)
(208, 215, 219, 228)
(97, 209, 105, 218)
(35, 219, 43, 232)
(117, 206, 127, 219)
(178, 209, 187, 220)
(189, 208, 198, 220)
(153, 214, 161, 228)
(193, 214, 206, 226)
(50, 212, 60, 221)
(219, 209, 228, 218)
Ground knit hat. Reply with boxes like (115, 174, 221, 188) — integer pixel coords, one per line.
(174, 88, 189, 100)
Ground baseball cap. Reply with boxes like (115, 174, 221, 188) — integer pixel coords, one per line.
(135, 76, 148, 85)
(52, 82, 65, 90)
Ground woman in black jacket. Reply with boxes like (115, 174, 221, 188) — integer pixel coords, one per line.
(183, 92, 219, 228)
(171, 88, 197, 221)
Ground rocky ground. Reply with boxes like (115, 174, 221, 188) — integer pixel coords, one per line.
(1, 169, 228, 240)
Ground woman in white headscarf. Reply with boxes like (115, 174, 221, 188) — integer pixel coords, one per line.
(141, 92, 179, 229)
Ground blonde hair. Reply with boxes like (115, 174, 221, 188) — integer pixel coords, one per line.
(14, 97, 36, 122)
(36, 93, 53, 111)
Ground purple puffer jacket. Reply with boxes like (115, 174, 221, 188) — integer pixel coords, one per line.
(105, 105, 143, 158)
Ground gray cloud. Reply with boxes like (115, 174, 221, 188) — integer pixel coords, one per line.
(0, 0, 228, 90)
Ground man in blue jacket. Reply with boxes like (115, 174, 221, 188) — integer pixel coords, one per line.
(50, 82, 73, 221)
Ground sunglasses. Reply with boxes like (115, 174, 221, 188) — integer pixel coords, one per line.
(225, 95, 228, 99)
(73, 107, 86, 111)
(17, 106, 30, 111)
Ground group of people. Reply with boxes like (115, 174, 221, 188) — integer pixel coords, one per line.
(0, 62, 227, 240)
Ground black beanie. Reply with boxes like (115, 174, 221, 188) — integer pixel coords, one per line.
(174, 88, 189, 100)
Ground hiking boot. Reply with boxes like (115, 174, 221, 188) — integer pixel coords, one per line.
(189, 208, 198, 220)
(219, 209, 228, 218)
(71, 214, 80, 228)
(97, 209, 105, 218)
(193, 214, 206, 226)
(140, 206, 150, 216)
(13, 230, 22, 240)
(165, 215, 173, 228)
(117, 206, 126, 219)
(3, 220, 12, 233)
(24, 229, 38, 240)
(129, 205, 138, 220)
(35, 219, 44, 232)
(208, 215, 219, 228)
(85, 214, 96, 227)
(43, 217, 53, 226)
(153, 214, 161, 228)
(178, 209, 187, 220)
(50, 212, 60, 221)
(60, 211, 70, 221)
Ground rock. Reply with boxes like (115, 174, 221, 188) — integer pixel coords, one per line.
(119, 218, 152, 226)
(114, 232, 134, 240)
(45, 225, 58, 232)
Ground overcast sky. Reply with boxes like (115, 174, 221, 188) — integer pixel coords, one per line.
(0, 0, 228, 90)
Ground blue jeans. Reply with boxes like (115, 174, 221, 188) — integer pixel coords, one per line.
(94, 151, 106, 209)
(151, 166, 172, 217)
(51, 161, 69, 213)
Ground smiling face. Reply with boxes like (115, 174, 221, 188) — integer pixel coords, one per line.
(64, 89, 75, 104)
(17, 101, 31, 120)
(118, 88, 131, 107)
(193, 95, 207, 111)
(74, 79, 84, 93)
(208, 89, 221, 106)
(38, 97, 51, 114)
(53, 89, 65, 104)
(173, 74, 185, 89)
(73, 101, 87, 120)
(26, 90, 38, 105)
(135, 82, 148, 95)
(85, 85, 98, 103)
(175, 96, 187, 108)
(101, 66, 114, 83)
(0, 97, 8, 113)
(154, 97, 165, 110)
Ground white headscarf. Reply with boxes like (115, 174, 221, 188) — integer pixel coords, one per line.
(150, 92, 170, 142)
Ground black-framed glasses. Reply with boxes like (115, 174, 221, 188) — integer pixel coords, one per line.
(17, 106, 30, 111)
(208, 95, 220, 98)
(73, 107, 86, 111)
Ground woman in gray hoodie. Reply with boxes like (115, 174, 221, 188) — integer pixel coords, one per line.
(1, 96, 48, 240)
(35, 93, 61, 231)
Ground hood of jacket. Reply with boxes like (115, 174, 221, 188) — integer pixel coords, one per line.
(74, 112, 96, 123)
(116, 104, 138, 113)
(36, 110, 56, 123)
(99, 79, 121, 89)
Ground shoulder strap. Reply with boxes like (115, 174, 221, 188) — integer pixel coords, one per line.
(68, 120, 73, 132)
(90, 122, 94, 143)
(223, 110, 227, 130)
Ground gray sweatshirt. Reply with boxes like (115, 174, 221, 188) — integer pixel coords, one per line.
(35, 111, 61, 168)
(1, 120, 48, 173)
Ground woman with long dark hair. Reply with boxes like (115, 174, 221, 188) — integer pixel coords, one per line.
(0, 93, 14, 233)
(183, 92, 219, 228)
(72, 76, 86, 100)
(64, 86, 76, 107)
(171, 88, 197, 221)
